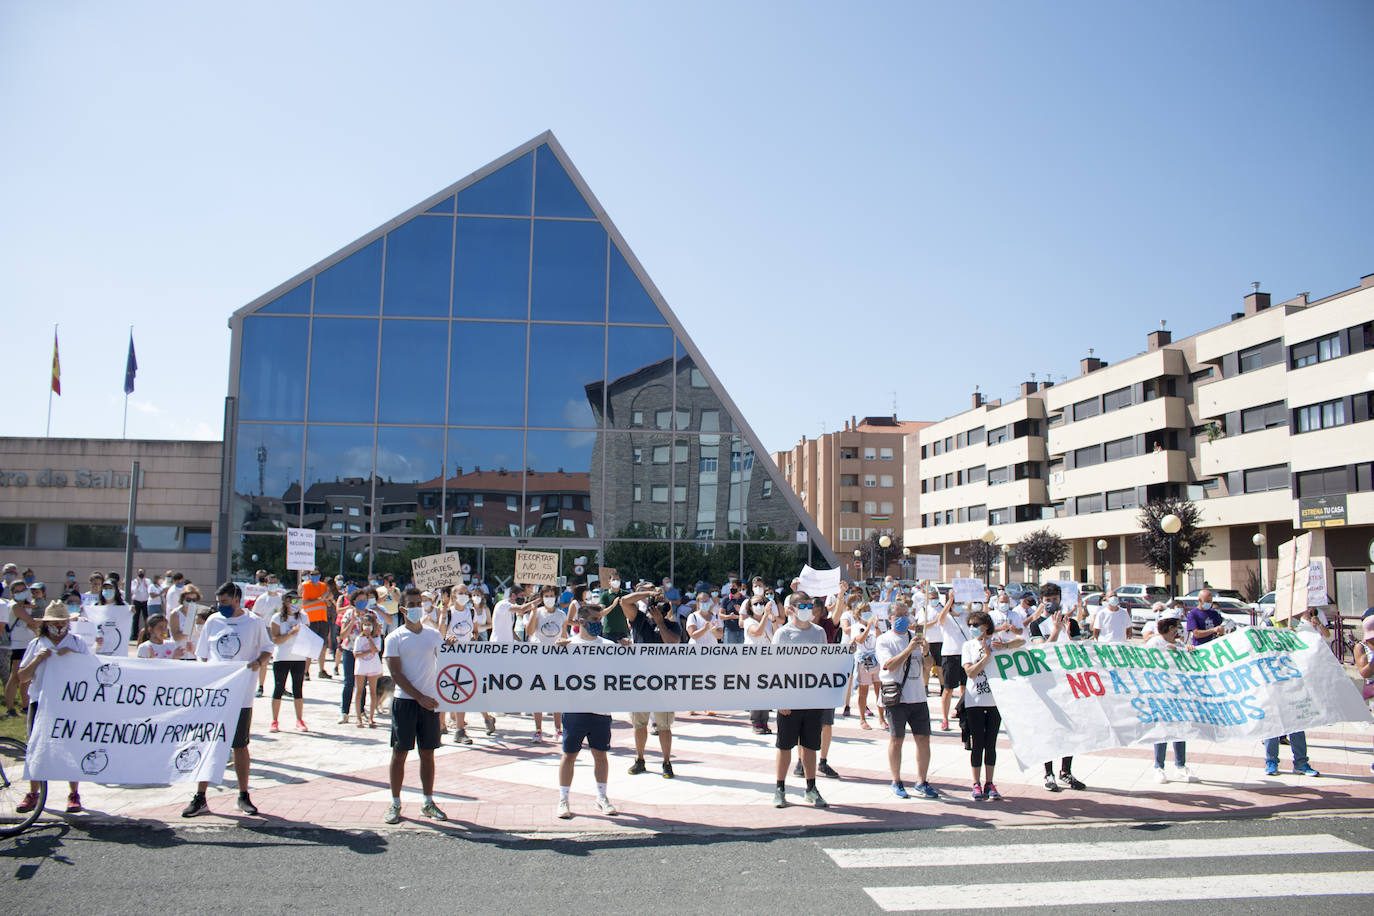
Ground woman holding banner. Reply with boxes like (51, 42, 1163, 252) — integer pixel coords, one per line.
(1143, 617, 1195, 783)
(962, 610, 1013, 800)
(16, 600, 91, 815)
(268, 592, 312, 732)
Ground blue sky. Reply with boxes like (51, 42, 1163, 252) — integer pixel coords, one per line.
(3, 1, 1371, 452)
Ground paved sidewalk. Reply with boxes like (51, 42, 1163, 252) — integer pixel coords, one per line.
(29, 674, 1374, 835)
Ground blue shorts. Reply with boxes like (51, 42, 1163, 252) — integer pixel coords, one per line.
(562, 712, 612, 754)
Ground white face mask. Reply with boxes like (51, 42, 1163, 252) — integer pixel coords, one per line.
(456, 594, 470, 606)
(543, 596, 555, 608)
(753, 586, 764, 596)
(473, 594, 483, 603)
(609, 579, 621, 589)
(406, 606, 424, 624)
(421, 600, 434, 613)
(795, 607, 815, 623)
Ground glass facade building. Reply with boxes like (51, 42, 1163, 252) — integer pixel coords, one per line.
(220, 132, 836, 588)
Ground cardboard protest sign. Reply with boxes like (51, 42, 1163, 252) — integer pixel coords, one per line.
(87, 604, 133, 656)
(914, 553, 941, 580)
(1274, 533, 1313, 623)
(597, 567, 619, 587)
(286, 527, 315, 571)
(951, 578, 985, 603)
(411, 551, 462, 592)
(797, 564, 842, 598)
(514, 550, 559, 586)
(26, 654, 253, 785)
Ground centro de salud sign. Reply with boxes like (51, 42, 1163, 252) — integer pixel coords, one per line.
(1299, 494, 1346, 529)
(0, 468, 146, 489)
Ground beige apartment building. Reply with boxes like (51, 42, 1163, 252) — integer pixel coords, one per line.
(904, 273, 1374, 614)
(773, 415, 929, 579)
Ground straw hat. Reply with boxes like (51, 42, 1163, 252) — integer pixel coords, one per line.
(42, 600, 71, 622)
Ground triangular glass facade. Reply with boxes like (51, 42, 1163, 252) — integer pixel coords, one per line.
(224, 133, 835, 587)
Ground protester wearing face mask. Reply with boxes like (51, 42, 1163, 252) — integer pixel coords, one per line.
(267, 591, 311, 733)
(298, 568, 332, 680)
(164, 571, 186, 614)
(1185, 588, 1228, 646)
(875, 602, 938, 799)
(1353, 616, 1374, 774)
(930, 589, 966, 732)
(170, 586, 202, 667)
(1092, 593, 1132, 643)
(770, 592, 830, 809)
(3, 575, 40, 718)
(1027, 583, 1087, 792)
(527, 585, 570, 741)
(554, 604, 621, 819)
(743, 585, 782, 735)
(16, 600, 91, 814)
(991, 594, 1026, 640)
(850, 601, 885, 730)
(962, 610, 1020, 800)
(915, 584, 944, 700)
(1143, 617, 1195, 783)
(624, 592, 682, 778)
(336, 587, 371, 724)
(184, 583, 273, 818)
(383, 586, 455, 825)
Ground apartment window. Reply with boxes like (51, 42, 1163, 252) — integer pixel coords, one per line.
(529, 496, 542, 512)
(1015, 461, 1043, 479)
(863, 475, 878, 488)
(1296, 466, 1349, 498)
(920, 445, 928, 459)
(1074, 445, 1104, 468)
(700, 456, 718, 472)
(675, 440, 689, 462)
(967, 504, 987, 521)
(1014, 418, 1041, 438)
(1076, 494, 1105, 514)
(930, 477, 942, 491)
(944, 436, 953, 450)
(1238, 338, 1283, 374)
(863, 501, 877, 514)
(1242, 464, 1289, 494)
(631, 410, 644, 426)
(1106, 488, 1138, 511)
(840, 474, 859, 487)
(651, 485, 669, 502)
(761, 479, 772, 497)
(690, 368, 708, 388)
(931, 440, 944, 456)
(965, 426, 984, 447)
(864, 447, 877, 460)
(1241, 401, 1286, 433)
(840, 500, 859, 513)
(1103, 386, 1133, 412)
(880, 474, 895, 488)
(471, 494, 482, 507)
(1072, 398, 1100, 421)
(1189, 367, 1214, 382)
(1295, 399, 1346, 433)
(879, 447, 894, 460)
(653, 445, 670, 463)
(674, 485, 687, 502)
(655, 409, 672, 429)
(988, 507, 1009, 525)
(840, 447, 858, 460)
(967, 464, 986, 482)
(879, 501, 894, 514)
(1104, 436, 1136, 462)
(632, 485, 643, 502)
(931, 514, 941, 527)
(987, 426, 1008, 445)
(506, 495, 518, 511)
(839, 527, 862, 542)
(1290, 332, 1343, 369)
(987, 466, 1010, 486)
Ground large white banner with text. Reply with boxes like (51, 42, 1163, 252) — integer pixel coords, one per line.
(26, 654, 253, 785)
(432, 642, 854, 713)
(989, 629, 1371, 768)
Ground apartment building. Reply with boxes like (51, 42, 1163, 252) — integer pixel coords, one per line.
(773, 415, 929, 579)
(904, 273, 1374, 614)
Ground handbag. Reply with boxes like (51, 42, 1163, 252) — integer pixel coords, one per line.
(881, 653, 912, 707)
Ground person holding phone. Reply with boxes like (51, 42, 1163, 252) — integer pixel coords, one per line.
(875, 603, 937, 799)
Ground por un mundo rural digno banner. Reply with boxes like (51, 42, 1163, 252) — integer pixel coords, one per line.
(989, 627, 1371, 767)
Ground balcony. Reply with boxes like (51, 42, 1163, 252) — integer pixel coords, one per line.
(1199, 426, 1289, 478)
(1289, 422, 1374, 472)
(985, 435, 1047, 467)
(1196, 363, 1286, 420)
(1045, 348, 1186, 412)
(1047, 397, 1186, 456)
(1049, 449, 1187, 500)
(1285, 349, 1374, 412)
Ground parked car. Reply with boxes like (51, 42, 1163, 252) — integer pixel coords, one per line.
(1175, 596, 1257, 628)
(1183, 587, 1244, 601)
(1252, 591, 1277, 620)
(1115, 584, 1171, 605)
(1078, 583, 1104, 597)
(1005, 582, 1039, 602)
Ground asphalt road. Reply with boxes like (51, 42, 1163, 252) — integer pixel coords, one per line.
(3, 815, 1373, 914)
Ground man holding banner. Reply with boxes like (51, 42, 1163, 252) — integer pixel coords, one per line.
(771, 592, 831, 810)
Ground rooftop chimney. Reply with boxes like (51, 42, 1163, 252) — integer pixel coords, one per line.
(1080, 348, 1104, 375)
(1020, 381, 1037, 397)
(1147, 319, 1172, 351)
(1244, 282, 1270, 316)
(972, 387, 985, 409)
(1039, 381, 1053, 391)
(1231, 312, 1244, 321)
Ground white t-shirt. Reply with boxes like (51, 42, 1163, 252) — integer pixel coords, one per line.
(196, 613, 272, 708)
(743, 613, 774, 646)
(991, 605, 1026, 635)
(253, 591, 283, 620)
(147, 579, 164, 607)
(269, 611, 310, 661)
(131, 577, 151, 602)
(937, 606, 972, 655)
(838, 611, 860, 646)
(1293, 610, 1330, 637)
(961, 639, 996, 707)
(137, 640, 176, 659)
(686, 610, 722, 646)
(165, 583, 186, 610)
(383, 625, 442, 701)
(875, 630, 926, 704)
(352, 632, 383, 659)
(851, 618, 879, 655)
(490, 598, 517, 644)
(21, 631, 91, 704)
(528, 607, 567, 645)
(1093, 606, 1133, 643)
(1144, 635, 1174, 651)
(446, 607, 478, 642)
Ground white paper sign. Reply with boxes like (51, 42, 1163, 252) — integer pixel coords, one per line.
(25, 654, 253, 785)
(412, 552, 463, 592)
(869, 601, 891, 621)
(286, 527, 316, 571)
(288, 622, 325, 658)
(797, 564, 843, 598)
(952, 578, 985, 603)
(87, 604, 133, 656)
(915, 553, 941, 579)
(1307, 559, 1328, 607)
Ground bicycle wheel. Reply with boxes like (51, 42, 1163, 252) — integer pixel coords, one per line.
(0, 736, 44, 838)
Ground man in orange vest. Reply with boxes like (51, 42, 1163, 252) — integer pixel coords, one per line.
(299, 568, 333, 679)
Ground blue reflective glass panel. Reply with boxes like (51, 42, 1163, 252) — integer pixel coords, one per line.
(378, 319, 447, 424)
(376, 427, 445, 535)
(449, 321, 525, 426)
(239, 316, 308, 421)
(534, 144, 594, 218)
(524, 430, 597, 537)
(457, 151, 533, 216)
(302, 425, 376, 534)
(256, 280, 311, 315)
(424, 195, 455, 214)
(608, 245, 664, 324)
(530, 220, 606, 322)
(603, 326, 674, 430)
(444, 428, 525, 536)
(313, 238, 383, 315)
(383, 217, 453, 317)
(233, 423, 304, 530)
(453, 217, 529, 319)
(674, 339, 734, 433)
(527, 324, 604, 428)
(307, 318, 378, 422)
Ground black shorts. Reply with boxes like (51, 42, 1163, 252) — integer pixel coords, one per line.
(819, 708, 835, 727)
(390, 697, 441, 752)
(232, 707, 253, 749)
(309, 620, 329, 641)
(926, 642, 943, 666)
(10, 647, 24, 665)
(887, 702, 931, 739)
(562, 712, 612, 754)
(942, 655, 968, 689)
(776, 708, 824, 752)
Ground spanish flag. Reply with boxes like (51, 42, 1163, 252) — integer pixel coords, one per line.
(51, 329, 61, 395)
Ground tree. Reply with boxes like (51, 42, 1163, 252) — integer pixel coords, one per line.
(859, 532, 904, 578)
(1017, 528, 1069, 583)
(966, 538, 1000, 583)
(1136, 497, 1211, 594)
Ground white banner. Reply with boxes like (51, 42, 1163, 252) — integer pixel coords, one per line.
(1046, 579, 1081, 609)
(798, 564, 842, 598)
(989, 629, 1372, 769)
(87, 604, 133, 656)
(430, 642, 854, 713)
(25, 654, 253, 785)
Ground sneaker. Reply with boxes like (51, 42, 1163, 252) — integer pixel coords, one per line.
(236, 794, 259, 816)
(269, 720, 279, 732)
(255, 686, 263, 698)
(971, 783, 985, 801)
(5, 708, 19, 718)
(420, 800, 448, 821)
(984, 782, 1002, 800)
(890, 782, 909, 799)
(1173, 766, 1196, 783)
(773, 787, 788, 808)
(337, 715, 350, 724)
(752, 726, 773, 735)
(384, 801, 402, 824)
(65, 791, 82, 813)
(1154, 767, 1168, 784)
(627, 758, 647, 775)
(818, 760, 839, 779)
(1044, 774, 1061, 792)
(17, 791, 40, 813)
(533, 730, 545, 742)
(804, 786, 829, 808)
(1264, 762, 1279, 776)
(793, 760, 804, 777)
(318, 670, 332, 679)
(453, 728, 473, 746)
(296, 720, 308, 731)
(556, 798, 572, 819)
(181, 793, 209, 817)
(1060, 773, 1086, 791)
(1293, 765, 1321, 777)
(915, 782, 940, 799)
(595, 796, 618, 816)
(842, 706, 851, 717)
(484, 715, 497, 736)
(662, 761, 675, 779)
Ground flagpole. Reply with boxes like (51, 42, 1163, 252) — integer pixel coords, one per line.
(46, 324, 56, 437)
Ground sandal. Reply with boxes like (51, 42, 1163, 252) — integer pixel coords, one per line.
(859, 719, 872, 730)
(357, 720, 366, 728)
(368, 720, 377, 728)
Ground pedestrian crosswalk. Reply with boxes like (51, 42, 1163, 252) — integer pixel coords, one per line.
(820, 833, 1374, 912)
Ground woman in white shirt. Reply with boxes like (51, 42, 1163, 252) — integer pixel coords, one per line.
(1144, 617, 1194, 782)
(528, 585, 568, 741)
(17, 601, 91, 814)
(851, 603, 885, 730)
(961, 610, 1020, 801)
(267, 593, 311, 732)
(169, 586, 201, 662)
(686, 593, 723, 715)
(352, 615, 384, 728)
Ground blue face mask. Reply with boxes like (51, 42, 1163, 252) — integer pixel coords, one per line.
(217, 604, 234, 617)
(582, 620, 604, 638)
(310, 575, 320, 584)
(354, 598, 369, 609)
(860, 611, 873, 622)
(102, 588, 115, 600)
(892, 616, 910, 633)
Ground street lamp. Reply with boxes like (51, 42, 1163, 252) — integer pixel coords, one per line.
(877, 534, 892, 580)
(1251, 532, 1265, 624)
(1096, 538, 1108, 590)
(853, 547, 863, 581)
(901, 546, 911, 579)
(980, 527, 997, 587)
(1161, 513, 1182, 597)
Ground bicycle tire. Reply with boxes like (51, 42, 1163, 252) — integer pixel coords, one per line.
(0, 736, 44, 838)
